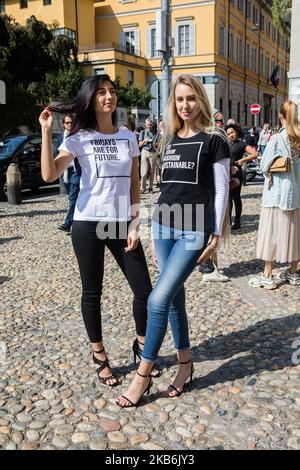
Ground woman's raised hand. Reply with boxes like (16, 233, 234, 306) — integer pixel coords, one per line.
(39, 108, 54, 131)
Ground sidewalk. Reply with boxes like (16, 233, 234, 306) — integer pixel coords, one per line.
(0, 183, 299, 450)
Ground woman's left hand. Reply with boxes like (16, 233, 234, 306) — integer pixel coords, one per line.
(125, 229, 139, 252)
(197, 235, 219, 265)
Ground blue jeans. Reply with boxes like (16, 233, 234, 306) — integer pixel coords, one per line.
(64, 169, 80, 227)
(141, 222, 209, 363)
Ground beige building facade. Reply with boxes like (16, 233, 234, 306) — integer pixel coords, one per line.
(2, 0, 290, 126)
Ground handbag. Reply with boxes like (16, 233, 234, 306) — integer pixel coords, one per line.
(269, 156, 291, 173)
(268, 134, 291, 188)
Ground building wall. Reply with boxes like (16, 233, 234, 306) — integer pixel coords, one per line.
(4, 0, 65, 25)
(4, 0, 290, 125)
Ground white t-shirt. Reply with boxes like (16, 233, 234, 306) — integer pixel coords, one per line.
(58, 128, 140, 222)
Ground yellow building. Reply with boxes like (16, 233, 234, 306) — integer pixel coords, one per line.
(2, 0, 290, 126)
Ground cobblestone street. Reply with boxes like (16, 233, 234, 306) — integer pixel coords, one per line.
(0, 183, 300, 450)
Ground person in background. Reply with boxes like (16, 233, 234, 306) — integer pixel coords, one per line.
(199, 110, 230, 282)
(249, 101, 300, 289)
(258, 123, 271, 155)
(139, 118, 157, 193)
(247, 126, 259, 149)
(225, 123, 258, 229)
(57, 114, 81, 234)
(214, 111, 225, 129)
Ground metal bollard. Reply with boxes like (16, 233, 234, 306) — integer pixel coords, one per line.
(6, 163, 22, 205)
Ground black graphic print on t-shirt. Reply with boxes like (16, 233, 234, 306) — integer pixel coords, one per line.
(153, 131, 230, 232)
(90, 138, 130, 179)
(161, 141, 203, 184)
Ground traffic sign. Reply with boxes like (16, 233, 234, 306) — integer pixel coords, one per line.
(250, 103, 261, 115)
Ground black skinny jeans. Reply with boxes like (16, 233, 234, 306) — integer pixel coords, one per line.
(229, 167, 243, 222)
(71, 221, 152, 343)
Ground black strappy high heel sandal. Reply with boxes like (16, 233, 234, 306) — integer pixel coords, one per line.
(116, 370, 152, 408)
(132, 339, 162, 378)
(93, 348, 121, 387)
(167, 359, 194, 397)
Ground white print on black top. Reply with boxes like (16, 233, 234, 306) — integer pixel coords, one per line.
(90, 138, 131, 179)
(161, 141, 203, 184)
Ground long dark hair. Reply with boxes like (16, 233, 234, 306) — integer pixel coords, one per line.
(49, 74, 117, 136)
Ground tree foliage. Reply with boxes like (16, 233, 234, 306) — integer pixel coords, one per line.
(114, 77, 153, 109)
(0, 14, 83, 135)
(271, 0, 291, 30)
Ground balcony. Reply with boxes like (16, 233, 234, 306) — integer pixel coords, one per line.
(78, 42, 145, 59)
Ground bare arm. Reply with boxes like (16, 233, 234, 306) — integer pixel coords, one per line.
(236, 146, 258, 166)
(126, 157, 140, 252)
(39, 108, 74, 182)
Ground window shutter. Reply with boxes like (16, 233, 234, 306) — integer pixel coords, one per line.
(119, 32, 125, 50)
(146, 29, 151, 57)
(173, 26, 179, 56)
(134, 31, 140, 55)
(189, 23, 196, 55)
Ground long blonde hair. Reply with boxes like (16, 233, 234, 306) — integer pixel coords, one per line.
(159, 74, 223, 154)
(280, 100, 300, 155)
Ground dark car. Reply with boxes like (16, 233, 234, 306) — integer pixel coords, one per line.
(0, 133, 61, 200)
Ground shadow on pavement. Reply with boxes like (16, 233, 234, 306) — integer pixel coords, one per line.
(189, 314, 300, 391)
(223, 258, 263, 277)
(230, 214, 259, 235)
(0, 276, 11, 285)
(0, 236, 23, 245)
(0, 209, 66, 218)
(242, 192, 263, 199)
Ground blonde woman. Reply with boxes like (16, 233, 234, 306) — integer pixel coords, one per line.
(117, 75, 230, 407)
(249, 100, 300, 289)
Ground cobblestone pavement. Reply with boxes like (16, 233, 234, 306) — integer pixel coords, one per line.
(0, 182, 300, 451)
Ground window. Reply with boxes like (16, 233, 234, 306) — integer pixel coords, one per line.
(272, 26, 276, 42)
(266, 56, 270, 80)
(252, 47, 257, 72)
(219, 24, 225, 56)
(237, 102, 240, 123)
(238, 35, 243, 66)
(246, 42, 250, 69)
(94, 68, 105, 76)
(229, 32, 234, 62)
(244, 103, 248, 126)
(0, 1, 5, 13)
(220, 98, 223, 113)
(252, 6, 258, 25)
(43, 0, 51, 5)
(260, 51, 264, 76)
(246, 0, 251, 18)
(178, 24, 190, 55)
(52, 28, 76, 42)
(260, 14, 265, 32)
(125, 31, 136, 54)
(267, 20, 271, 37)
(20, 0, 28, 8)
(128, 70, 134, 86)
(229, 100, 232, 118)
(238, 0, 244, 12)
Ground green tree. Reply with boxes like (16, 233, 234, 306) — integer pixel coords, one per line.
(271, 0, 291, 29)
(0, 85, 41, 135)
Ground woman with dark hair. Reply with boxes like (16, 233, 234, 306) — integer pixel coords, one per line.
(225, 123, 257, 229)
(39, 74, 157, 386)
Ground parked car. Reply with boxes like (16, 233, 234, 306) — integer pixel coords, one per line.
(0, 133, 61, 200)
